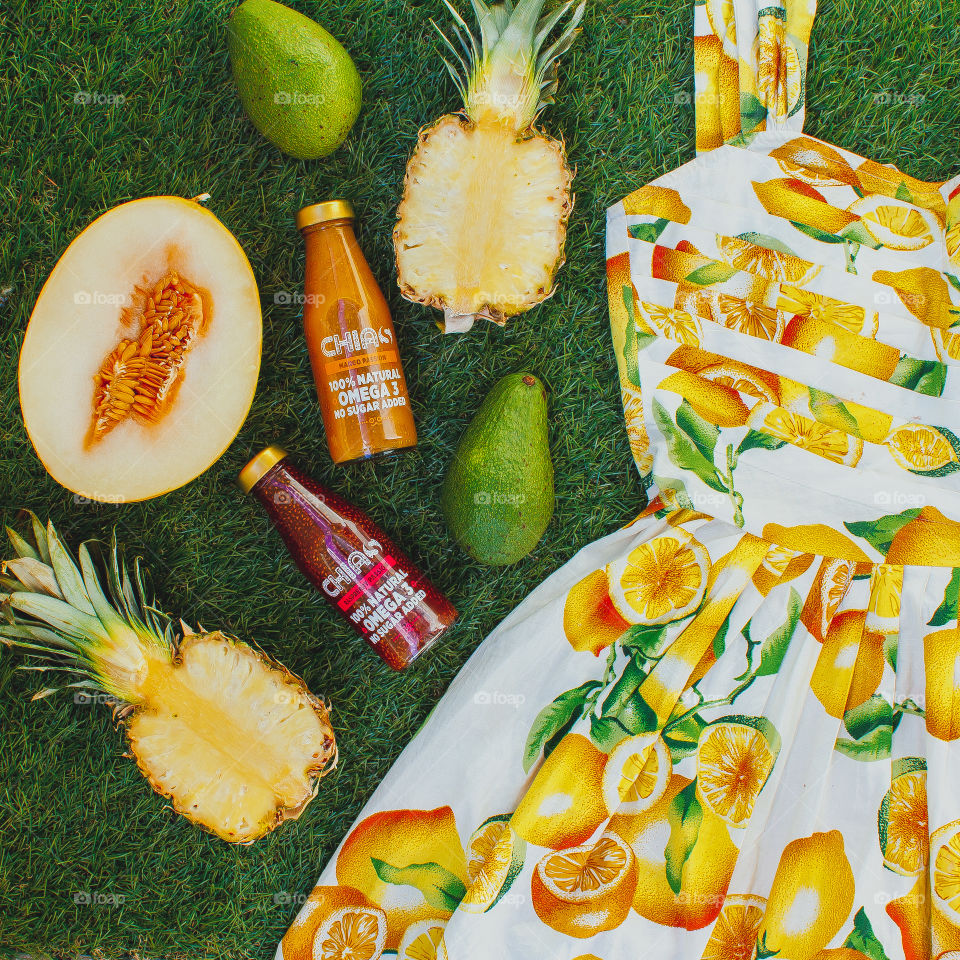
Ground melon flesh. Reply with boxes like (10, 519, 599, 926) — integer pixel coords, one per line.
(19, 197, 261, 503)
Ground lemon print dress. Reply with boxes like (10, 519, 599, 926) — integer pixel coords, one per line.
(278, 2, 960, 959)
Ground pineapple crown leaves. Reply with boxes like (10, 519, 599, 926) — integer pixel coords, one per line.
(0, 514, 174, 704)
(433, 0, 587, 131)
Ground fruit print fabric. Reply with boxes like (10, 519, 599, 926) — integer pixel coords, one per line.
(278, 0, 960, 957)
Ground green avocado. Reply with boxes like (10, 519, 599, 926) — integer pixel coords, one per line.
(442, 373, 555, 566)
(227, 0, 361, 160)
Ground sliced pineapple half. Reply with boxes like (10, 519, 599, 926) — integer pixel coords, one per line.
(395, 0, 585, 332)
(0, 515, 336, 843)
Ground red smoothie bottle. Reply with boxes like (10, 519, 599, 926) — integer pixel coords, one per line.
(239, 446, 456, 670)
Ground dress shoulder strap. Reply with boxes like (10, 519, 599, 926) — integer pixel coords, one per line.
(694, 0, 818, 153)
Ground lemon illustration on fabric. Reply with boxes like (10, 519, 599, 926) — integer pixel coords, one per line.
(932, 821, 960, 931)
(458, 815, 525, 914)
(622, 185, 693, 224)
(717, 233, 817, 284)
(696, 717, 779, 827)
(754, 9, 804, 121)
(810, 610, 885, 719)
(865, 563, 902, 637)
(606, 534, 711, 626)
(702, 894, 767, 960)
(756, 408, 863, 466)
(886, 424, 960, 476)
(563, 534, 709, 654)
(531, 832, 639, 938)
(878, 758, 927, 877)
(947, 184, 960, 263)
(335, 807, 468, 951)
(640, 301, 703, 346)
(397, 919, 447, 960)
(512, 733, 608, 849)
(280, 886, 388, 960)
(609, 775, 738, 931)
(777, 286, 870, 335)
(924, 626, 960, 741)
(602, 734, 672, 816)
(715, 293, 786, 341)
(758, 830, 855, 960)
(768, 137, 862, 189)
(847, 195, 938, 252)
(623, 386, 655, 475)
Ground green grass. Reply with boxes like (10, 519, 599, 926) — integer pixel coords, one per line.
(1, 0, 958, 955)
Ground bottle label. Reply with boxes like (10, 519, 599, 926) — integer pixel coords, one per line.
(326, 549, 428, 646)
(321, 299, 410, 422)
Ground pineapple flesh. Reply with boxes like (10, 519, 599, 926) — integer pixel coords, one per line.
(0, 515, 336, 844)
(395, 0, 585, 332)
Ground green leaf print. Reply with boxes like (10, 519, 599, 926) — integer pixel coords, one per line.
(662, 709, 707, 761)
(740, 92, 768, 134)
(623, 318, 641, 387)
(895, 182, 914, 203)
(371, 859, 467, 912)
(713, 611, 731, 659)
(757, 588, 803, 677)
(629, 218, 670, 243)
(676, 399, 720, 462)
(665, 780, 703, 894)
(808, 388, 860, 436)
(890, 356, 948, 397)
(590, 714, 635, 752)
(653, 399, 727, 493)
(844, 695, 894, 741)
(929, 568, 960, 626)
(522, 680, 602, 773)
(915, 364, 948, 398)
(844, 509, 921, 555)
(621, 622, 671, 658)
(843, 908, 893, 960)
(684, 261, 740, 286)
(601, 657, 657, 737)
(736, 430, 787, 456)
(789, 220, 846, 244)
(839, 220, 883, 250)
(835, 725, 892, 762)
(735, 232, 800, 256)
(947, 273, 960, 295)
(837, 695, 896, 762)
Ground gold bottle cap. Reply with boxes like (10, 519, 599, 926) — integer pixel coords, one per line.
(238, 445, 288, 494)
(296, 200, 355, 231)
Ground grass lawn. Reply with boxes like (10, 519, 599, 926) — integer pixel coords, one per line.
(1, 0, 959, 956)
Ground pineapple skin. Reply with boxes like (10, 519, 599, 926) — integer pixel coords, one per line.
(394, 113, 574, 333)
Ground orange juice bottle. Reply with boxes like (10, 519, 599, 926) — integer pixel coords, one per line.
(297, 200, 417, 463)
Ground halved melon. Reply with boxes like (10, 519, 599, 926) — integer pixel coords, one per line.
(19, 196, 261, 502)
